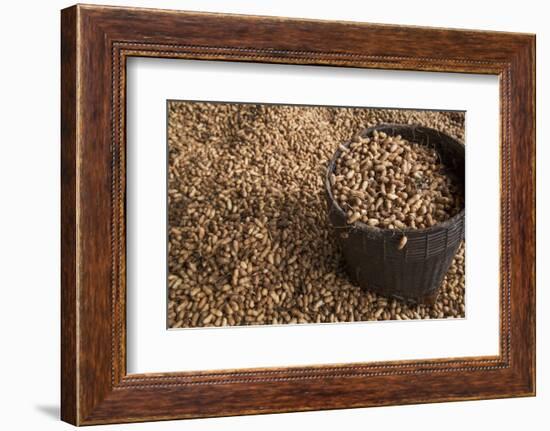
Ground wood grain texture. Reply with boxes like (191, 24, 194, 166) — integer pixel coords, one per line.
(60, 5, 78, 425)
(60, 4, 536, 425)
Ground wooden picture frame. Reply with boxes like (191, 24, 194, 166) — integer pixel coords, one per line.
(61, 4, 535, 425)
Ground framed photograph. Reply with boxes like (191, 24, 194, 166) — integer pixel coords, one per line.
(61, 4, 536, 425)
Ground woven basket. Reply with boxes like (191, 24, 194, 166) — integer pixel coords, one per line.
(325, 124, 465, 304)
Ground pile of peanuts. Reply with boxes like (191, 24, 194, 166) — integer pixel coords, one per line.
(167, 102, 465, 328)
(331, 131, 463, 229)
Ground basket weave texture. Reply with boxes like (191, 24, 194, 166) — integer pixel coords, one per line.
(325, 124, 465, 303)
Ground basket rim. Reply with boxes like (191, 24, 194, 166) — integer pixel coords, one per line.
(325, 123, 465, 235)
